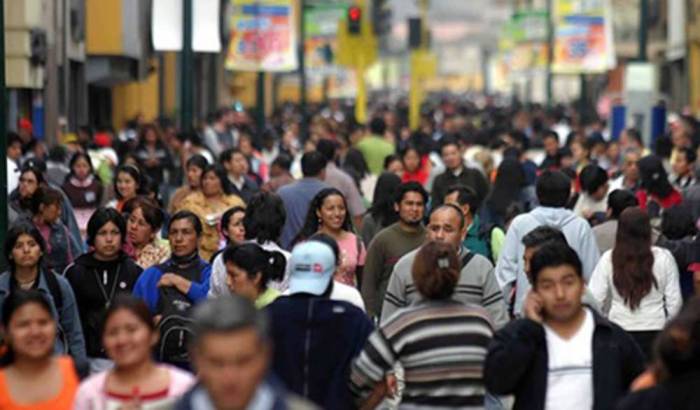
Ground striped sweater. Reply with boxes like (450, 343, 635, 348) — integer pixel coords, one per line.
(381, 246, 509, 329)
(350, 300, 494, 409)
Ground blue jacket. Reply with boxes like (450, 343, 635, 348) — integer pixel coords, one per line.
(495, 206, 600, 315)
(265, 296, 374, 410)
(0, 271, 88, 374)
(132, 257, 211, 313)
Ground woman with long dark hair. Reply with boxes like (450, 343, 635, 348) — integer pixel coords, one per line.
(481, 157, 535, 227)
(108, 164, 144, 212)
(64, 208, 143, 373)
(0, 290, 79, 408)
(360, 172, 401, 246)
(134, 123, 172, 186)
(73, 295, 195, 408)
(294, 188, 365, 287)
(0, 223, 88, 375)
(589, 207, 683, 359)
(179, 164, 246, 261)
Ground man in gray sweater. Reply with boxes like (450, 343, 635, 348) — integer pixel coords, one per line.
(381, 204, 509, 329)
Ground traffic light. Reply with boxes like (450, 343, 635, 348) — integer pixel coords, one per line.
(348, 6, 362, 35)
(408, 17, 422, 49)
(372, 0, 392, 36)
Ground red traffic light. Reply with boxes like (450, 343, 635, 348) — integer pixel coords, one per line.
(349, 6, 362, 21)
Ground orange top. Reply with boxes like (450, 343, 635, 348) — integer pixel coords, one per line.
(0, 356, 78, 410)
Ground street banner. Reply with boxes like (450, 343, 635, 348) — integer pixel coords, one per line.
(552, 0, 616, 74)
(225, 0, 298, 72)
(152, 0, 222, 52)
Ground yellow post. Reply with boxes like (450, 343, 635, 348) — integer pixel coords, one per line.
(355, 67, 367, 123)
(409, 53, 421, 130)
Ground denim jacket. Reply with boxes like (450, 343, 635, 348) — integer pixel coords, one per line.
(0, 271, 88, 375)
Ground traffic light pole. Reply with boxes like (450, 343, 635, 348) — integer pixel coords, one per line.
(546, 0, 554, 107)
(298, 0, 308, 140)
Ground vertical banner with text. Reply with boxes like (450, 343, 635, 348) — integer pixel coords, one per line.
(225, 0, 298, 72)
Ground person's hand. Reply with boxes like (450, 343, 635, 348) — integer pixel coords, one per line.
(158, 273, 191, 294)
(523, 290, 544, 323)
(385, 373, 398, 398)
(153, 315, 162, 326)
(359, 374, 397, 410)
(630, 368, 657, 391)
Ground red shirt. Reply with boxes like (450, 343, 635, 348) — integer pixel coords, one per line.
(636, 189, 682, 211)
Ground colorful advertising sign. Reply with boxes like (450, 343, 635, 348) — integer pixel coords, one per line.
(225, 0, 298, 72)
(552, 0, 615, 74)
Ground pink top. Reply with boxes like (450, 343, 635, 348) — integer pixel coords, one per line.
(334, 233, 366, 287)
(73, 365, 195, 410)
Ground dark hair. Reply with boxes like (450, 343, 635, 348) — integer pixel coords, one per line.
(638, 155, 674, 198)
(103, 294, 155, 335)
(369, 117, 387, 135)
(19, 164, 45, 186)
(369, 172, 401, 227)
(114, 164, 143, 200)
(522, 226, 568, 249)
(536, 170, 571, 207)
(316, 139, 338, 162)
(219, 148, 238, 164)
(394, 181, 428, 205)
(244, 192, 286, 244)
(579, 164, 609, 195)
(67, 152, 95, 179)
(308, 233, 340, 267)
(653, 296, 700, 377)
(294, 188, 353, 244)
(429, 204, 466, 229)
(542, 130, 559, 142)
(31, 186, 63, 216)
(223, 243, 286, 292)
(271, 154, 292, 172)
(439, 136, 460, 153)
(607, 189, 639, 219)
(383, 154, 402, 170)
(677, 146, 697, 164)
(661, 205, 697, 240)
(625, 128, 643, 146)
(87, 207, 126, 247)
(412, 241, 460, 300)
(123, 196, 165, 232)
(221, 206, 246, 243)
(4, 222, 46, 272)
(301, 151, 327, 177)
(445, 184, 480, 215)
(486, 157, 526, 217)
(169, 210, 203, 237)
(0, 290, 55, 366)
(399, 144, 420, 161)
(186, 154, 209, 170)
(612, 207, 656, 311)
(530, 241, 583, 285)
(201, 164, 232, 195)
(7, 131, 23, 148)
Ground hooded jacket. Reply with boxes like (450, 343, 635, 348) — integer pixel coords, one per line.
(64, 251, 143, 358)
(495, 206, 600, 315)
(265, 296, 374, 410)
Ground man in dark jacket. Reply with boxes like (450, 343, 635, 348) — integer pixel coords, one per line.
(484, 241, 645, 410)
(266, 240, 374, 410)
(431, 136, 490, 208)
(175, 296, 317, 410)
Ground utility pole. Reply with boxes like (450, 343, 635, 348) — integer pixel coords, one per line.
(638, 0, 648, 61)
(0, 0, 7, 253)
(180, 0, 194, 130)
(546, 0, 554, 107)
(256, 72, 265, 136)
(409, 0, 429, 130)
(298, 0, 308, 140)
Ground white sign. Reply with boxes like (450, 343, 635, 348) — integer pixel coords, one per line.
(152, 0, 222, 52)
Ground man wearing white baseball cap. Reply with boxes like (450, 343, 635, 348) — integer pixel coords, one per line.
(266, 240, 374, 410)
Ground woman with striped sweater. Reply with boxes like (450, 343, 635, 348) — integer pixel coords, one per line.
(350, 241, 494, 409)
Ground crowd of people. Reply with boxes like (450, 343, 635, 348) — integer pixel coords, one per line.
(1, 99, 700, 409)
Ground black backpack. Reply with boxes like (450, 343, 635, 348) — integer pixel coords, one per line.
(155, 259, 206, 368)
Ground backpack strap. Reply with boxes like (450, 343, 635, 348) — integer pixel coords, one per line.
(43, 271, 64, 312)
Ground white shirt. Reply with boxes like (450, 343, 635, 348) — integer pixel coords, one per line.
(281, 281, 366, 312)
(7, 157, 19, 194)
(544, 308, 595, 410)
(588, 247, 682, 331)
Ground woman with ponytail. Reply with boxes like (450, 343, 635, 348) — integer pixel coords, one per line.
(222, 243, 286, 308)
(589, 207, 683, 359)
